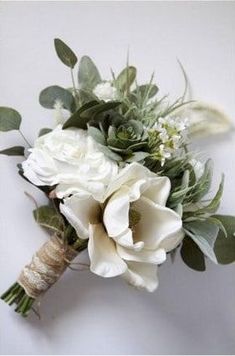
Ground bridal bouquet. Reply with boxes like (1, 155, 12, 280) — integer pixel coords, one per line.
(1, 39, 234, 318)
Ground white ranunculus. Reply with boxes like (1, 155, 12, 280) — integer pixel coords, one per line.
(60, 163, 184, 292)
(22, 126, 118, 200)
(93, 82, 118, 102)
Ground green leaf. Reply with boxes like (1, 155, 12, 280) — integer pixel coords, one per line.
(193, 175, 224, 216)
(63, 101, 121, 130)
(87, 126, 106, 145)
(33, 205, 64, 234)
(80, 101, 121, 120)
(0, 146, 25, 156)
(39, 86, 75, 111)
(189, 159, 213, 203)
(98, 145, 122, 162)
(184, 220, 219, 263)
(54, 38, 77, 68)
(133, 84, 158, 99)
(181, 237, 206, 271)
(79, 89, 98, 104)
(214, 215, 235, 264)
(0, 107, 21, 132)
(38, 128, 52, 137)
(62, 100, 99, 130)
(168, 170, 191, 207)
(115, 66, 137, 92)
(78, 56, 102, 90)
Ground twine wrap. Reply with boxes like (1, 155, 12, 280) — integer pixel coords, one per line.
(17, 236, 78, 299)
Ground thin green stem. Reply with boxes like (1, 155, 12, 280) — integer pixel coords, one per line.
(70, 68, 76, 95)
(70, 68, 80, 108)
(19, 129, 32, 147)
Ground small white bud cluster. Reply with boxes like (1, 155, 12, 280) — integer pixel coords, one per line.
(93, 82, 118, 102)
(152, 116, 189, 166)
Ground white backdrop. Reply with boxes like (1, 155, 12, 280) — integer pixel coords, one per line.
(0, 1, 235, 355)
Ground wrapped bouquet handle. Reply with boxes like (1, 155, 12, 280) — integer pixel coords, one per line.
(1, 235, 80, 316)
(18, 235, 78, 299)
(1, 37, 234, 320)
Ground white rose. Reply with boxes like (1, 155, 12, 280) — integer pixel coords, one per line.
(93, 82, 117, 102)
(60, 163, 184, 292)
(22, 126, 118, 200)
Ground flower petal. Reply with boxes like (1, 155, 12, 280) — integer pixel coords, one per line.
(123, 262, 159, 292)
(103, 188, 130, 237)
(112, 228, 144, 251)
(104, 162, 156, 199)
(143, 176, 171, 205)
(133, 196, 183, 250)
(88, 224, 127, 278)
(60, 195, 100, 239)
(159, 229, 185, 252)
(117, 244, 166, 265)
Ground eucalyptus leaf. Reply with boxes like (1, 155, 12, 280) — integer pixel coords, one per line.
(115, 66, 136, 92)
(0, 107, 21, 132)
(0, 146, 25, 156)
(181, 237, 206, 271)
(38, 128, 52, 137)
(78, 56, 102, 90)
(54, 38, 77, 68)
(33, 205, 64, 234)
(213, 215, 235, 264)
(184, 220, 219, 263)
(39, 86, 75, 111)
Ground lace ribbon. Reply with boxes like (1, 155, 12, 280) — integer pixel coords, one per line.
(17, 235, 78, 299)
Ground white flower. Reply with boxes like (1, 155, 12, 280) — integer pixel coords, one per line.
(60, 163, 184, 292)
(93, 82, 118, 102)
(22, 126, 118, 200)
(172, 134, 181, 149)
(159, 128, 169, 143)
(159, 144, 171, 166)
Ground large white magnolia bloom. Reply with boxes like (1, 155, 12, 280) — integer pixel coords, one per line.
(60, 163, 184, 292)
(22, 126, 118, 200)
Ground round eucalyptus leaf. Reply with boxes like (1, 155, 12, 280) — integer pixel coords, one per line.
(39, 86, 75, 111)
(214, 215, 235, 264)
(181, 237, 206, 271)
(78, 56, 102, 90)
(0, 107, 21, 132)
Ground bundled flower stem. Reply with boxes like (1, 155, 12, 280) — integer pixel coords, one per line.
(1, 234, 87, 317)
